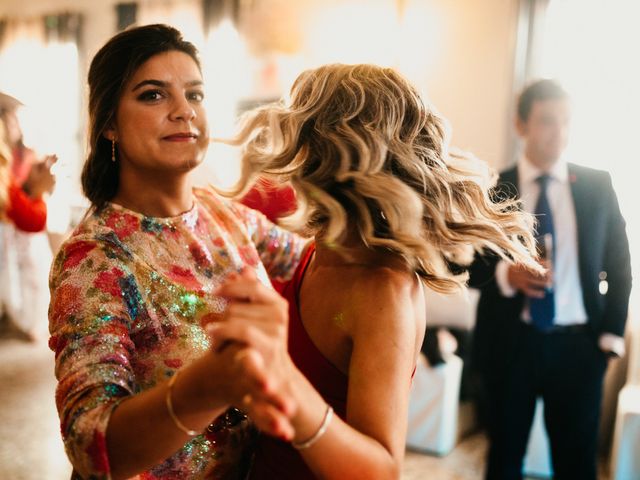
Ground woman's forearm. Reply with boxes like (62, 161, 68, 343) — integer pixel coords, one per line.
(299, 417, 401, 480)
(106, 357, 227, 479)
(290, 371, 402, 480)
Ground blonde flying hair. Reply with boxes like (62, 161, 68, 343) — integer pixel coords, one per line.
(222, 63, 538, 292)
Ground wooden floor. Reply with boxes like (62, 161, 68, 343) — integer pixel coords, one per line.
(0, 325, 612, 479)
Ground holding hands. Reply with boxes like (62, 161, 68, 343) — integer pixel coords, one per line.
(207, 268, 298, 440)
(107, 269, 300, 479)
(211, 269, 335, 452)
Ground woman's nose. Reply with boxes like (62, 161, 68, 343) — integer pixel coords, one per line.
(170, 97, 196, 122)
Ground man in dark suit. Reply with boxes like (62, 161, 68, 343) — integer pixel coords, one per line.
(469, 79, 632, 480)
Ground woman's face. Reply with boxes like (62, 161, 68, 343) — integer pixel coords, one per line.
(108, 50, 209, 174)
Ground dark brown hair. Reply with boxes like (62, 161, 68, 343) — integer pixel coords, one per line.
(517, 79, 569, 123)
(81, 24, 201, 211)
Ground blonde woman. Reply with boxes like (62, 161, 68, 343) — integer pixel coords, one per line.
(211, 63, 540, 479)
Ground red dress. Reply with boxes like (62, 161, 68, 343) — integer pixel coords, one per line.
(249, 244, 348, 480)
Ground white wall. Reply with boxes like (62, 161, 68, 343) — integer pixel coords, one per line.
(414, 0, 521, 169)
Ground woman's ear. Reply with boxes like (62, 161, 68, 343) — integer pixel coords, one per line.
(103, 126, 116, 142)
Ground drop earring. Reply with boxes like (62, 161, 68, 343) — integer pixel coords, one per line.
(111, 138, 116, 162)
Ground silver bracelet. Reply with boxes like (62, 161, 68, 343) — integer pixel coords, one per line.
(166, 370, 199, 437)
(292, 404, 334, 450)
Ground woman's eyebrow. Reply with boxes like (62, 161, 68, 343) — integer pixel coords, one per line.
(132, 79, 204, 91)
(132, 79, 166, 91)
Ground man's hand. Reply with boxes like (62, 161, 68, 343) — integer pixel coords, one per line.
(507, 260, 552, 298)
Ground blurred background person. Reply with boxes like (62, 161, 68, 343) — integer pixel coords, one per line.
(468, 79, 632, 480)
(0, 91, 56, 342)
(1, 114, 44, 232)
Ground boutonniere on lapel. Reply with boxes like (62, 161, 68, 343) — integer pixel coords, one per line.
(569, 173, 577, 183)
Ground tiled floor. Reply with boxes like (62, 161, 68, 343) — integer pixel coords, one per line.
(0, 326, 611, 480)
(404, 435, 488, 480)
(0, 333, 72, 480)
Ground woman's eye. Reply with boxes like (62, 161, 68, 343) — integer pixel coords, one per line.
(188, 90, 204, 102)
(137, 90, 164, 102)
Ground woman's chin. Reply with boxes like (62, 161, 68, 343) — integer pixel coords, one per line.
(169, 155, 206, 173)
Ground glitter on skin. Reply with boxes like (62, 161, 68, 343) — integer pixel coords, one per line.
(333, 312, 346, 329)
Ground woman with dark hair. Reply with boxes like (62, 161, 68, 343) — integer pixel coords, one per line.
(212, 63, 541, 479)
(49, 24, 306, 479)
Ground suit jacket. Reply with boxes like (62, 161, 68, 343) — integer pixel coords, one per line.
(468, 163, 632, 378)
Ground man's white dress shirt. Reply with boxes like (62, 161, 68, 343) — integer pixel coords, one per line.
(495, 156, 624, 356)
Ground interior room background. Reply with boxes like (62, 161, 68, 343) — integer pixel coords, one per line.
(0, 1, 638, 477)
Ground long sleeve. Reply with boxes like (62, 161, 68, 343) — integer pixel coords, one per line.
(466, 173, 518, 293)
(49, 235, 137, 479)
(230, 201, 307, 282)
(6, 182, 47, 232)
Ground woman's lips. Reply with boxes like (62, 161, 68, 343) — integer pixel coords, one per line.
(163, 133, 198, 142)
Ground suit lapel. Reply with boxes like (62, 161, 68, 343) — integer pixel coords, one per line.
(498, 166, 519, 199)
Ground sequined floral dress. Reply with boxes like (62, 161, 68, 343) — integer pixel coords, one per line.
(48, 188, 305, 480)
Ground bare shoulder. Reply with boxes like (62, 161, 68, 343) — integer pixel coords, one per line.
(347, 267, 424, 338)
(299, 260, 425, 376)
(339, 266, 425, 382)
(353, 267, 418, 301)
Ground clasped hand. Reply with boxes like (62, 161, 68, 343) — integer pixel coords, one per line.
(207, 269, 297, 440)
